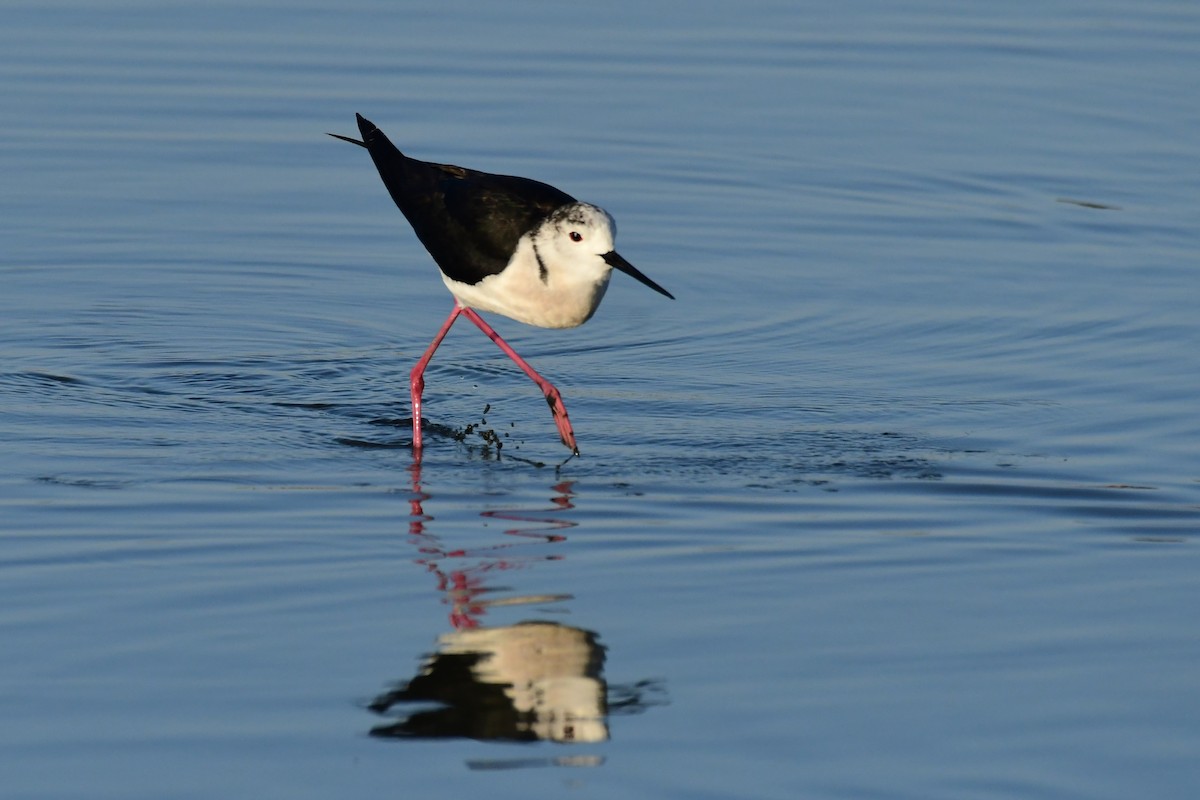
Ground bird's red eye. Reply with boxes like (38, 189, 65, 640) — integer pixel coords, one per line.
(569, 231, 583, 242)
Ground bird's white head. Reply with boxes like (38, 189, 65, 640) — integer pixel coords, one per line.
(531, 201, 674, 315)
(534, 202, 618, 284)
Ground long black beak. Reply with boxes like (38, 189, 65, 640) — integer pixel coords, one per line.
(603, 251, 674, 300)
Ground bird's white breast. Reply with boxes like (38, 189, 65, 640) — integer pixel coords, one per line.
(442, 234, 612, 329)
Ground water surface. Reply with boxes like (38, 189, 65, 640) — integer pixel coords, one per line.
(2, 1, 1198, 798)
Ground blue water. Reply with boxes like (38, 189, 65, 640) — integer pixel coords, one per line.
(3, 1, 1199, 798)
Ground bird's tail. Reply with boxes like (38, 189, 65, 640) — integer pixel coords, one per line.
(327, 131, 366, 148)
(328, 114, 389, 149)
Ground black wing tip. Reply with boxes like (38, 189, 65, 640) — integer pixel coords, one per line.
(327, 114, 381, 149)
(355, 113, 377, 139)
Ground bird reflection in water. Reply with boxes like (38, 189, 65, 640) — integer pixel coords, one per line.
(365, 461, 657, 747)
(369, 620, 609, 743)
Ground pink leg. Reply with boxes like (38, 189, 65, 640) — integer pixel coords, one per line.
(460, 306, 579, 455)
(410, 305, 463, 451)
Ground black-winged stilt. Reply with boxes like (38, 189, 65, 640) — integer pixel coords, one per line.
(331, 114, 673, 455)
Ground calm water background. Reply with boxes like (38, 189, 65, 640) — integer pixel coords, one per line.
(2, 1, 1198, 797)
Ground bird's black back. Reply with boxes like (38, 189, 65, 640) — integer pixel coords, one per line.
(354, 114, 575, 285)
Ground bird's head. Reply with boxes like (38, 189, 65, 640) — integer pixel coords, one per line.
(535, 203, 674, 299)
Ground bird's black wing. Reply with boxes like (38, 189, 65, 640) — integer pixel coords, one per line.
(349, 114, 575, 285)
(435, 171, 575, 283)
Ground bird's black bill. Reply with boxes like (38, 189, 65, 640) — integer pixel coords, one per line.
(603, 251, 674, 300)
